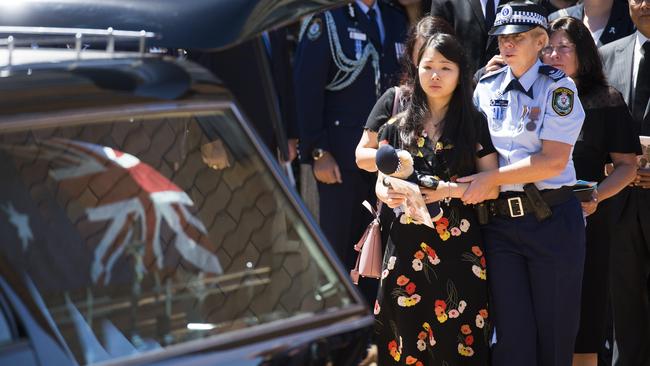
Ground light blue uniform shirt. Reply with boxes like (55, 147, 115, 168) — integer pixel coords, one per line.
(473, 59, 585, 192)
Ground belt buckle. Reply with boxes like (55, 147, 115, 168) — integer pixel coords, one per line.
(507, 197, 524, 217)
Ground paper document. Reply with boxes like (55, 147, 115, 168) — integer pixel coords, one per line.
(384, 176, 434, 229)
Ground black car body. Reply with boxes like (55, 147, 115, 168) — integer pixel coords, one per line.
(0, 1, 373, 365)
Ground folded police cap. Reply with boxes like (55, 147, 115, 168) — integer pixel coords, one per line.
(488, 1, 548, 36)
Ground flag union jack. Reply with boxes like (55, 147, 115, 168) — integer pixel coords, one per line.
(37, 138, 223, 285)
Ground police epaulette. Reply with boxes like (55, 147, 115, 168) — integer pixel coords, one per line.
(479, 65, 507, 82)
(538, 65, 566, 81)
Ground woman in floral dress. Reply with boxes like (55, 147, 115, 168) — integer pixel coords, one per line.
(373, 33, 498, 366)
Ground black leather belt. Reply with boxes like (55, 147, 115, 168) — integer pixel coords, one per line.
(484, 186, 574, 218)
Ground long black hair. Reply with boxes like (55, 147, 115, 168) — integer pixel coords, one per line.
(399, 33, 479, 175)
(548, 17, 608, 95)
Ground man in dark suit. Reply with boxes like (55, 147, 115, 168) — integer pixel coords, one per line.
(430, 0, 500, 74)
(294, 1, 407, 303)
(600, 1, 650, 364)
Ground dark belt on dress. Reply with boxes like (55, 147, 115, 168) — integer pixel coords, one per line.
(478, 186, 574, 219)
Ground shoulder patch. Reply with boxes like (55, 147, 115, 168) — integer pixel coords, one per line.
(306, 17, 323, 41)
(539, 65, 566, 81)
(479, 65, 507, 82)
(552, 87, 574, 116)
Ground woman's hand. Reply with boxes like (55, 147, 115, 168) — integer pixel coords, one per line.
(485, 55, 506, 73)
(581, 188, 598, 216)
(457, 171, 498, 204)
(634, 167, 650, 189)
(420, 187, 448, 204)
(382, 187, 407, 208)
(376, 174, 406, 208)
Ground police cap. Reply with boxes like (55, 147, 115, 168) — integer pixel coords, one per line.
(488, 1, 548, 36)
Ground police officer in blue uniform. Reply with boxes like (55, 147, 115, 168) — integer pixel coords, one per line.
(293, 1, 407, 302)
(457, 2, 586, 365)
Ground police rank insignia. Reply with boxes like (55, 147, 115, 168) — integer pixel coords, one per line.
(552, 87, 574, 116)
(307, 18, 322, 41)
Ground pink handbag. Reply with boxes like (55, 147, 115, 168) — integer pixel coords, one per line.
(350, 87, 402, 284)
(350, 201, 383, 284)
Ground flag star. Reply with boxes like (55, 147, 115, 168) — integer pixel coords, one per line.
(2, 203, 33, 251)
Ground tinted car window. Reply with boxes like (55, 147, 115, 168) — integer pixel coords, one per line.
(0, 106, 354, 364)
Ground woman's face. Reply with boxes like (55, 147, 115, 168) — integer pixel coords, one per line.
(417, 46, 459, 101)
(541, 30, 578, 78)
(498, 29, 545, 72)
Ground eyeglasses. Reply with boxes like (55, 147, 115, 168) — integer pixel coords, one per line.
(630, 0, 648, 5)
(541, 44, 575, 56)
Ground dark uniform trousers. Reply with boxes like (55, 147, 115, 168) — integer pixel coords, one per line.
(609, 187, 650, 366)
(482, 197, 586, 366)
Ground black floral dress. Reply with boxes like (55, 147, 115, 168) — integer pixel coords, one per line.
(374, 119, 494, 366)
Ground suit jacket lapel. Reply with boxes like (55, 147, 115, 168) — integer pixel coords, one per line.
(601, 1, 627, 45)
(469, 0, 487, 34)
(614, 36, 635, 104)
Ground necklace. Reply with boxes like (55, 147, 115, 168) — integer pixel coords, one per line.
(423, 117, 443, 141)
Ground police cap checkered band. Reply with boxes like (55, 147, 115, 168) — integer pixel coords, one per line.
(489, 1, 548, 36)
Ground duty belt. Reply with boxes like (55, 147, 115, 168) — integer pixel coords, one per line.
(483, 186, 573, 219)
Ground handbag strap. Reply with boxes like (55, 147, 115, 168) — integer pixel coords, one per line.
(391, 86, 402, 117)
(362, 200, 382, 218)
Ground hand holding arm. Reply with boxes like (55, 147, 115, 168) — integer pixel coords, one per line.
(458, 142, 570, 204)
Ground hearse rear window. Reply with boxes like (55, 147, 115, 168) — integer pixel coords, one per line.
(0, 109, 353, 364)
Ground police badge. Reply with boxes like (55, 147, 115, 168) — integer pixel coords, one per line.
(307, 18, 322, 41)
(552, 87, 574, 116)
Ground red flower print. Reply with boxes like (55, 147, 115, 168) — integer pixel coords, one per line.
(414, 250, 425, 260)
(465, 335, 474, 346)
(461, 324, 472, 335)
(436, 225, 447, 235)
(435, 306, 445, 317)
(435, 299, 447, 310)
(471, 246, 483, 256)
(405, 356, 418, 365)
(479, 309, 488, 318)
(437, 217, 449, 227)
(418, 331, 427, 340)
(405, 282, 417, 295)
(480, 256, 487, 268)
(388, 340, 398, 350)
(416, 362, 424, 366)
(397, 275, 410, 286)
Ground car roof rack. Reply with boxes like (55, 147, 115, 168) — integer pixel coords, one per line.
(0, 26, 157, 68)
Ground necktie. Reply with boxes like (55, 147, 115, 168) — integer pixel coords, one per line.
(485, 0, 496, 31)
(367, 8, 382, 46)
(633, 41, 649, 123)
(503, 79, 533, 99)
